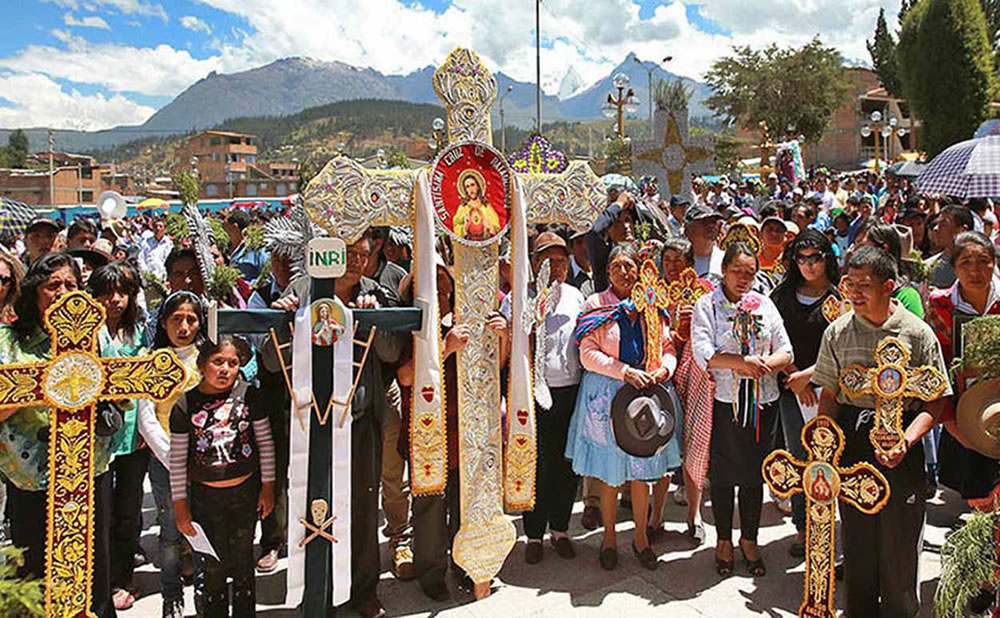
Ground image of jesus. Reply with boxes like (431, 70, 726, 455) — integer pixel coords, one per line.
(452, 169, 500, 241)
(312, 302, 339, 347)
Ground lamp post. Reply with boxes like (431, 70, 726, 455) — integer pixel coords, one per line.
(376, 148, 387, 169)
(601, 73, 640, 139)
(860, 110, 907, 172)
(634, 55, 672, 138)
(499, 86, 514, 153)
(428, 117, 446, 158)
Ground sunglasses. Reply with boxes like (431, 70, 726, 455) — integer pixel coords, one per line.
(0, 275, 11, 286)
(795, 252, 825, 266)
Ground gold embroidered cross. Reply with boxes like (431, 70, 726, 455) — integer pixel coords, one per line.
(763, 416, 890, 618)
(839, 336, 948, 455)
(631, 259, 670, 373)
(0, 291, 185, 618)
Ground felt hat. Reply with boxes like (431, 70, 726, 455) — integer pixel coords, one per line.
(611, 382, 678, 458)
(955, 378, 1000, 459)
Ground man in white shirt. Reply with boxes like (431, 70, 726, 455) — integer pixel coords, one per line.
(685, 205, 724, 283)
(140, 218, 173, 281)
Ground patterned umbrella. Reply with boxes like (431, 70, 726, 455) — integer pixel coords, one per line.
(0, 197, 37, 235)
(915, 135, 1000, 198)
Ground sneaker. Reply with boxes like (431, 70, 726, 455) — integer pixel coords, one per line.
(524, 541, 543, 564)
(580, 505, 601, 530)
(775, 497, 793, 515)
(353, 597, 387, 618)
(391, 541, 416, 581)
(132, 551, 147, 568)
(687, 522, 706, 546)
(112, 588, 135, 611)
(257, 549, 280, 573)
(162, 598, 184, 618)
(551, 536, 576, 559)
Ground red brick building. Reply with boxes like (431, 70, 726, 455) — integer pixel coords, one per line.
(0, 152, 108, 205)
(173, 130, 300, 198)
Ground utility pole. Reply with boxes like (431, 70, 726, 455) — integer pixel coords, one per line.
(48, 129, 54, 206)
(535, 0, 541, 134)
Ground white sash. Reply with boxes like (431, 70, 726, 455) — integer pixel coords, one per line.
(328, 298, 353, 606)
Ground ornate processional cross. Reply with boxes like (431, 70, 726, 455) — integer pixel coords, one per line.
(664, 267, 711, 341)
(632, 107, 714, 198)
(0, 292, 185, 618)
(302, 48, 606, 585)
(838, 337, 948, 456)
(763, 416, 890, 618)
(631, 259, 670, 373)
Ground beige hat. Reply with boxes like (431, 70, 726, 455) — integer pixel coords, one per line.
(955, 378, 1000, 459)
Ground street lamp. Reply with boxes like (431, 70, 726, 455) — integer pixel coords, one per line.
(605, 73, 638, 139)
(499, 85, 514, 154)
(634, 55, 672, 138)
(859, 110, 907, 172)
(376, 148, 387, 169)
(429, 117, 446, 157)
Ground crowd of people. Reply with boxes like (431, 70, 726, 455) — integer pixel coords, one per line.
(0, 164, 996, 618)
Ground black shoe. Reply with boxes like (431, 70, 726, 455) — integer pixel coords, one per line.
(551, 536, 575, 559)
(420, 579, 450, 602)
(739, 540, 766, 577)
(647, 523, 666, 542)
(834, 561, 844, 581)
(580, 505, 601, 530)
(789, 540, 806, 559)
(687, 522, 706, 545)
(525, 541, 543, 564)
(599, 546, 618, 571)
(632, 542, 658, 571)
(970, 588, 994, 614)
(162, 598, 184, 618)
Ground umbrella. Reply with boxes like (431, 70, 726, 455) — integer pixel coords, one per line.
(137, 197, 168, 210)
(0, 197, 37, 235)
(885, 160, 926, 178)
(915, 135, 1000, 198)
(600, 173, 638, 193)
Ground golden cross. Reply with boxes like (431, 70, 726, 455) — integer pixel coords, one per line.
(821, 279, 852, 323)
(664, 267, 711, 342)
(0, 291, 185, 618)
(763, 416, 890, 618)
(839, 336, 948, 456)
(631, 259, 670, 373)
(302, 48, 606, 585)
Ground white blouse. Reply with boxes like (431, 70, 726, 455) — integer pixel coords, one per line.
(690, 286, 793, 404)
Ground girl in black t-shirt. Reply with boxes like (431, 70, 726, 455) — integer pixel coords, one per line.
(170, 336, 275, 618)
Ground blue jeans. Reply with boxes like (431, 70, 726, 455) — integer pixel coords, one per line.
(778, 390, 808, 533)
(149, 458, 183, 602)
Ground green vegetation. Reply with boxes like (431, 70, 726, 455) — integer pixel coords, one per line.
(0, 546, 44, 616)
(867, 8, 903, 97)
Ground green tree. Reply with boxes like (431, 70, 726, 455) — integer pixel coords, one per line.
(172, 170, 200, 206)
(868, 8, 903, 96)
(704, 38, 849, 143)
(653, 78, 693, 111)
(7, 130, 28, 168)
(898, 0, 995, 157)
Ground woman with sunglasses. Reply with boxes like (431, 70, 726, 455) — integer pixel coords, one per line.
(770, 229, 841, 558)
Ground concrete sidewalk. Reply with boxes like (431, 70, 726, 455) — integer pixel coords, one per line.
(124, 483, 960, 617)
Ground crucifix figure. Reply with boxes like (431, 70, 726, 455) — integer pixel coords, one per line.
(303, 47, 606, 588)
(632, 107, 714, 198)
(839, 337, 948, 455)
(631, 259, 670, 372)
(763, 416, 890, 618)
(0, 291, 185, 618)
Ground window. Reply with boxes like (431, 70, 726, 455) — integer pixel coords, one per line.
(210, 137, 221, 146)
(260, 183, 268, 190)
(229, 137, 241, 145)
(213, 153, 220, 162)
(206, 184, 219, 197)
(246, 138, 255, 145)
(246, 155, 256, 164)
(246, 183, 257, 197)
(81, 167, 93, 179)
(81, 191, 93, 203)
(276, 183, 286, 195)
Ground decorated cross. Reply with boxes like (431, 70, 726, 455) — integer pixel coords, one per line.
(763, 416, 890, 618)
(631, 259, 670, 372)
(508, 134, 568, 175)
(632, 107, 714, 198)
(302, 47, 606, 586)
(821, 279, 852, 324)
(523, 257, 561, 409)
(664, 266, 711, 341)
(0, 291, 185, 618)
(839, 337, 948, 455)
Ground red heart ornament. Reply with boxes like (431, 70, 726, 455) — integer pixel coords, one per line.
(516, 409, 528, 425)
(421, 386, 434, 403)
(421, 417, 433, 427)
(515, 436, 528, 447)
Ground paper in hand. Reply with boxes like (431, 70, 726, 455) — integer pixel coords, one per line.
(798, 387, 820, 423)
(183, 522, 220, 562)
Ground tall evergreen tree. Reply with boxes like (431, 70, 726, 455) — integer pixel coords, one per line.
(7, 130, 28, 168)
(898, 0, 996, 156)
(867, 8, 903, 96)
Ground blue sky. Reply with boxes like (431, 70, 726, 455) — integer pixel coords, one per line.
(0, 0, 895, 130)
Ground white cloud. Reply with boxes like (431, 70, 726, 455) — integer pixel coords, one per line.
(180, 16, 212, 35)
(0, 72, 155, 130)
(41, 0, 167, 22)
(63, 12, 111, 29)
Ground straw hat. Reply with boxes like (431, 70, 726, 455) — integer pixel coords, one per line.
(955, 378, 1000, 459)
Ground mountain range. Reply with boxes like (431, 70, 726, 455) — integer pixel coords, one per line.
(0, 52, 713, 154)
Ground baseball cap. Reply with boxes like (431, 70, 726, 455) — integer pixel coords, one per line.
(533, 231, 568, 255)
(669, 194, 691, 208)
(684, 204, 722, 226)
(761, 215, 785, 229)
(27, 216, 60, 233)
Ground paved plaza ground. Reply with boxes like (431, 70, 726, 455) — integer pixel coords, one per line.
(124, 481, 964, 617)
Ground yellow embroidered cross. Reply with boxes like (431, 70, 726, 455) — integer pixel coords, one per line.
(631, 259, 670, 373)
(763, 416, 890, 618)
(839, 336, 948, 455)
(0, 291, 185, 618)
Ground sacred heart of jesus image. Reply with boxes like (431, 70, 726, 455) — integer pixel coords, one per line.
(430, 141, 511, 246)
(311, 299, 345, 348)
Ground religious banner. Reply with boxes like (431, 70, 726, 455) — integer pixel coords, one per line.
(0, 292, 185, 618)
(839, 337, 948, 455)
(632, 107, 715, 198)
(763, 416, 890, 618)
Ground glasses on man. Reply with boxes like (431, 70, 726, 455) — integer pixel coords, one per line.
(794, 252, 825, 266)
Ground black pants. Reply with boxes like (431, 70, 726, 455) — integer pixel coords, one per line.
(350, 413, 383, 605)
(9, 472, 116, 618)
(110, 448, 148, 591)
(523, 385, 580, 539)
(190, 477, 260, 618)
(412, 470, 460, 588)
(710, 484, 763, 543)
(259, 371, 290, 554)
